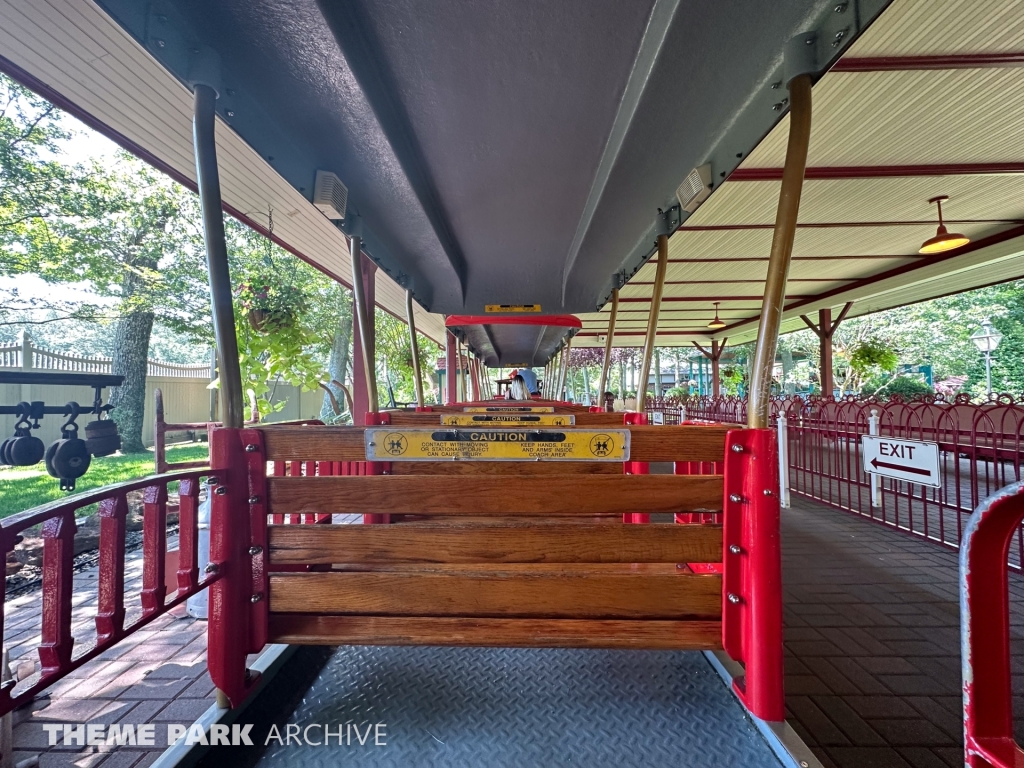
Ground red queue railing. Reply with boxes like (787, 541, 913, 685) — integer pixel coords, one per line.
(0, 470, 215, 716)
(647, 394, 1024, 567)
(960, 481, 1024, 768)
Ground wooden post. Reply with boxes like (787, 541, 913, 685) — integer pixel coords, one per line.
(748, 74, 812, 429)
(350, 241, 378, 420)
(800, 302, 852, 398)
(692, 338, 728, 397)
(597, 288, 619, 398)
(444, 331, 457, 405)
(636, 235, 669, 413)
(405, 290, 424, 407)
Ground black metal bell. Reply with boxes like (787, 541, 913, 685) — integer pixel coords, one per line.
(84, 419, 121, 457)
(52, 437, 91, 480)
(0, 438, 14, 466)
(44, 439, 63, 478)
(9, 431, 44, 466)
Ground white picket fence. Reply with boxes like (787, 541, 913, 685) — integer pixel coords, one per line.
(0, 332, 210, 378)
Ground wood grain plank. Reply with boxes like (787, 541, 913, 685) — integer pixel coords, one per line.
(268, 568, 722, 619)
(267, 615, 724, 650)
(266, 474, 722, 516)
(269, 522, 722, 564)
(259, 424, 734, 463)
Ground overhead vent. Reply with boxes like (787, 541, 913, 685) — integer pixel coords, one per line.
(313, 170, 348, 220)
(675, 164, 712, 213)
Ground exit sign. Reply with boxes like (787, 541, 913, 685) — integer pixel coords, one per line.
(861, 436, 940, 488)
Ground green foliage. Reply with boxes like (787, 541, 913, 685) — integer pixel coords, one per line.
(862, 375, 933, 400)
(665, 386, 688, 398)
(0, 443, 208, 518)
(848, 338, 898, 376)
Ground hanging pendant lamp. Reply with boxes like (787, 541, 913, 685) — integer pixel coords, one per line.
(919, 195, 970, 254)
(707, 301, 726, 329)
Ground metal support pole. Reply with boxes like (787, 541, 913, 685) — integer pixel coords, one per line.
(777, 414, 791, 509)
(405, 290, 424, 408)
(711, 340, 721, 397)
(985, 350, 993, 395)
(458, 338, 468, 402)
(557, 339, 572, 400)
(193, 84, 244, 429)
(868, 408, 880, 507)
(598, 288, 619, 397)
(637, 235, 669, 413)
(350, 237, 379, 415)
(747, 74, 812, 429)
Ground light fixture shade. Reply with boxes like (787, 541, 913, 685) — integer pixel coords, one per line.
(919, 196, 970, 254)
(707, 301, 726, 329)
(919, 225, 970, 254)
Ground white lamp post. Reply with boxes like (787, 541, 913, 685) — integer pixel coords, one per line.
(970, 319, 1003, 395)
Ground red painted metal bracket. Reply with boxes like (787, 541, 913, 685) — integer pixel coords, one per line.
(240, 429, 270, 653)
(722, 427, 785, 722)
(961, 480, 1024, 768)
(623, 412, 650, 524)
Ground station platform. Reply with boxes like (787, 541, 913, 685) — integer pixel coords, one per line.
(7, 495, 1020, 768)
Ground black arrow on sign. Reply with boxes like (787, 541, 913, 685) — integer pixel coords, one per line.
(870, 457, 931, 477)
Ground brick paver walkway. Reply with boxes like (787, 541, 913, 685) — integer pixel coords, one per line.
(782, 495, 1024, 768)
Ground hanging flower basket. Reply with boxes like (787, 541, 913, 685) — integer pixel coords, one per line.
(237, 281, 302, 334)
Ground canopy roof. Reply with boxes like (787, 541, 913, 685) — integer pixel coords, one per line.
(445, 316, 581, 368)
(575, 0, 1024, 347)
(0, 0, 895, 327)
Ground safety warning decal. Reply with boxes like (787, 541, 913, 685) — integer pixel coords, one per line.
(463, 406, 555, 413)
(441, 414, 575, 426)
(484, 304, 541, 313)
(365, 428, 628, 462)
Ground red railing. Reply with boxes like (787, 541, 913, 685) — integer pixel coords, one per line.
(647, 394, 1024, 567)
(0, 470, 216, 716)
(960, 480, 1024, 768)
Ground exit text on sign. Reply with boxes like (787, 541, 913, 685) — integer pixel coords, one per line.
(861, 435, 940, 487)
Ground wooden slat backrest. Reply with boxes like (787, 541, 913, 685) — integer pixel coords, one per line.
(268, 566, 720, 619)
(259, 423, 732, 464)
(266, 474, 721, 516)
(269, 521, 722, 564)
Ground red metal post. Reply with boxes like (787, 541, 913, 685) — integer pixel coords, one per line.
(961, 480, 1024, 768)
(351, 253, 378, 423)
(96, 494, 128, 644)
(141, 484, 168, 616)
(240, 430, 269, 652)
(176, 479, 200, 596)
(38, 512, 76, 680)
(207, 427, 257, 708)
(623, 412, 650, 523)
(722, 427, 785, 722)
(445, 331, 458, 405)
(364, 412, 392, 525)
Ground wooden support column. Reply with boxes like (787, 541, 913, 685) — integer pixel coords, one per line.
(799, 302, 853, 398)
(598, 288, 619, 398)
(445, 330, 457, 405)
(692, 338, 728, 397)
(350, 243, 378, 422)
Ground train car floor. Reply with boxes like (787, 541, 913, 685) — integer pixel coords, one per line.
(235, 645, 787, 768)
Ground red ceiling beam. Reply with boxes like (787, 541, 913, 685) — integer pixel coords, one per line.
(665, 255, 921, 262)
(627, 278, 854, 284)
(831, 52, 1024, 72)
(680, 220, 1022, 231)
(619, 296, 806, 302)
(729, 163, 1024, 181)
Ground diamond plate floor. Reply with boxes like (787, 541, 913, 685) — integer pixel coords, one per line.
(248, 646, 782, 768)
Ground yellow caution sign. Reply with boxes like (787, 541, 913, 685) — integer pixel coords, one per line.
(484, 304, 541, 313)
(440, 414, 575, 426)
(464, 406, 555, 413)
(365, 428, 628, 462)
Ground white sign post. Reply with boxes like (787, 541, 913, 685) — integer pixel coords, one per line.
(651, 411, 664, 425)
(861, 435, 940, 488)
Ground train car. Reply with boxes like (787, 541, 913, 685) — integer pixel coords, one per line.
(1, 1, 1023, 767)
